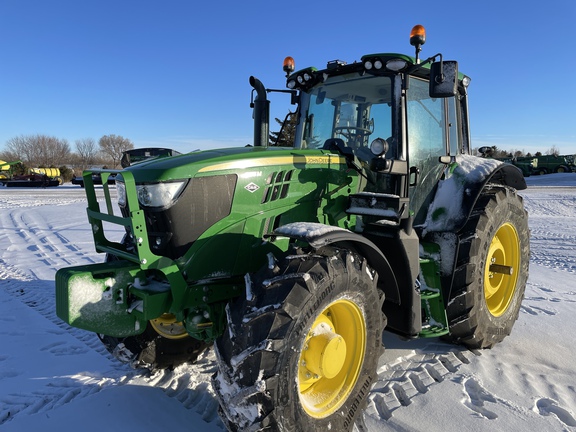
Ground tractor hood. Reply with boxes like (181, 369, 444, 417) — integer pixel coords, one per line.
(120, 146, 296, 183)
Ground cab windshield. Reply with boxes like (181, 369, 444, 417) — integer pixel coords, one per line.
(299, 74, 393, 162)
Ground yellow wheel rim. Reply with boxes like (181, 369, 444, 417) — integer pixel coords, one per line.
(150, 314, 188, 340)
(484, 222, 520, 317)
(298, 299, 366, 418)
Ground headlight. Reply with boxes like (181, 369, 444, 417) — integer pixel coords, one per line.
(116, 180, 127, 206)
(136, 181, 187, 208)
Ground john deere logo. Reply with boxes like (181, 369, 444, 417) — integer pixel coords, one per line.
(245, 182, 260, 193)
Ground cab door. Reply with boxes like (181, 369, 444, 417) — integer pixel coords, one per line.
(406, 77, 459, 224)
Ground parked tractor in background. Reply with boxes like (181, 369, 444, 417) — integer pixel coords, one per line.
(498, 156, 535, 177)
(529, 154, 575, 174)
(120, 147, 181, 168)
(477, 146, 534, 177)
(71, 148, 181, 187)
(56, 25, 530, 431)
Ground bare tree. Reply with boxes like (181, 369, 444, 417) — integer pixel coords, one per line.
(4, 134, 71, 167)
(75, 138, 99, 171)
(99, 134, 134, 168)
(545, 145, 560, 156)
(512, 149, 525, 158)
(0, 149, 19, 163)
(5, 135, 35, 164)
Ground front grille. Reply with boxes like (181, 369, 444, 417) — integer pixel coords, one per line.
(123, 175, 237, 259)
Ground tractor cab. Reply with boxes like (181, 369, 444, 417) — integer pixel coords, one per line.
(284, 25, 471, 225)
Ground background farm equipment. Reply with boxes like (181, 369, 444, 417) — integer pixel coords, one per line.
(0, 160, 61, 187)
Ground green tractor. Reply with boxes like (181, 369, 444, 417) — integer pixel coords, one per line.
(531, 154, 575, 174)
(56, 25, 529, 431)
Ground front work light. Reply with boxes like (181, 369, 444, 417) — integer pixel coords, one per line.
(370, 138, 390, 156)
(116, 180, 127, 206)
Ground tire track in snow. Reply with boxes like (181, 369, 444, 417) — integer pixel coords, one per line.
(5, 207, 100, 275)
(0, 259, 224, 429)
(363, 342, 477, 423)
(0, 259, 123, 363)
(0, 260, 125, 425)
(521, 190, 576, 275)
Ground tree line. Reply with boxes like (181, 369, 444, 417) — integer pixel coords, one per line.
(0, 134, 134, 181)
(473, 145, 567, 159)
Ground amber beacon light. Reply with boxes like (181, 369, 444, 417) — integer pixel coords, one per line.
(409, 24, 426, 63)
(283, 56, 295, 77)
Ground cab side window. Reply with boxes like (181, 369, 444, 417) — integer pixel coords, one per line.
(406, 78, 447, 167)
(447, 96, 460, 155)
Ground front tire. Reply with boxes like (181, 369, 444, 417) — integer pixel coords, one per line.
(213, 247, 384, 431)
(97, 244, 209, 370)
(445, 186, 529, 349)
(98, 319, 209, 370)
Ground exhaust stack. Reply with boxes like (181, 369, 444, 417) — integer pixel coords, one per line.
(250, 76, 269, 147)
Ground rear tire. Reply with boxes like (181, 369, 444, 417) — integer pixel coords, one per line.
(213, 247, 384, 431)
(444, 186, 529, 348)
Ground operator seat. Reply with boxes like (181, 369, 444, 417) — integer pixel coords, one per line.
(323, 138, 373, 162)
(322, 138, 348, 153)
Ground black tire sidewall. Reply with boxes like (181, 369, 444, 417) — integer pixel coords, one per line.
(214, 248, 384, 431)
(475, 193, 528, 331)
(448, 187, 529, 348)
(276, 282, 382, 430)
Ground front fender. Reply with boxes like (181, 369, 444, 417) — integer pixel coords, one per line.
(272, 222, 401, 304)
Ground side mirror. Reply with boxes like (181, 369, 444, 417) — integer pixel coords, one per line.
(429, 60, 458, 98)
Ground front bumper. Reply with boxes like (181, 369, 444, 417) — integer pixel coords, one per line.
(55, 259, 171, 337)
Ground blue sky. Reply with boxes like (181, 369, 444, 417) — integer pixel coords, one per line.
(0, 0, 574, 156)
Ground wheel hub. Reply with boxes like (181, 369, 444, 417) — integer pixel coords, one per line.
(298, 299, 366, 418)
(484, 222, 520, 317)
(150, 314, 188, 340)
(303, 323, 347, 379)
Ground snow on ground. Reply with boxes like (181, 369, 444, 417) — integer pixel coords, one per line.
(0, 174, 575, 432)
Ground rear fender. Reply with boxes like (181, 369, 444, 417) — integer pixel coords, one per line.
(271, 222, 400, 304)
(423, 156, 526, 235)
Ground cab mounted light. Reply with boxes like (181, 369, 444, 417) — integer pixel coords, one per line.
(410, 24, 426, 64)
(286, 66, 318, 90)
(283, 56, 295, 77)
(364, 59, 383, 71)
(370, 138, 389, 156)
(385, 59, 407, 71)
(363, 55, 409, 74)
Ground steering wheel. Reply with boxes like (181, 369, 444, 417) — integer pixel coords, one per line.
(334, 126, 373, 142)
